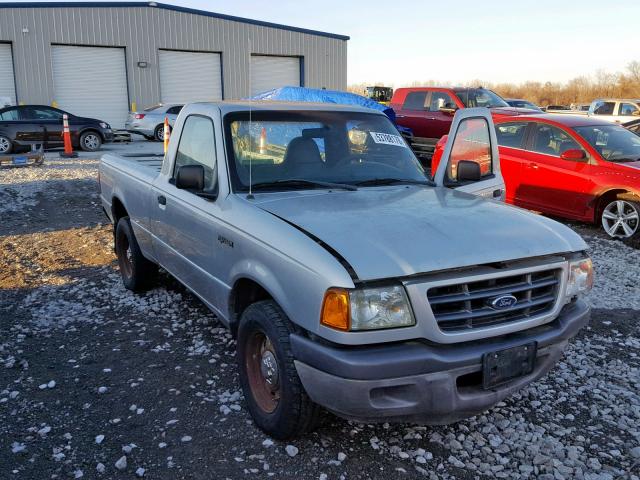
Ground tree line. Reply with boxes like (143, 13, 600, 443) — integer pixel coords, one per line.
(348, 61, 640, 107)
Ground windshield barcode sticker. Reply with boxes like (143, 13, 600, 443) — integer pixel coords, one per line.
(369, 132, 407, 148)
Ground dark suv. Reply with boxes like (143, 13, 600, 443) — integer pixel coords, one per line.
(0, 105, 114, 154)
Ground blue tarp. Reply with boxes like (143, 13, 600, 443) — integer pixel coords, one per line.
(249, 86, 396, 124)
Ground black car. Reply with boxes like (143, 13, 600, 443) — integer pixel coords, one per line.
(0, 105, 114, 154)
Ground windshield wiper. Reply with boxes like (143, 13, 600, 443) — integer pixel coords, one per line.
(609, 157, 640, 163)
(355, 178, 435, 187)
(250, 179, 358, 191)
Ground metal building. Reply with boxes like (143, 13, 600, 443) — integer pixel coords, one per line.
(0, 2, 349, 127)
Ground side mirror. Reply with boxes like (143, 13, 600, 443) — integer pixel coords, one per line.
(439, 106, 457, 115)
(175, 165, 204, 190)
(560, 149, 587, 161)
(632, 110, 640, 116)
(457, 160, 481, 182)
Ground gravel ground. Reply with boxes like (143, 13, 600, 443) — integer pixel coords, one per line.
(1, 157, 639, 480)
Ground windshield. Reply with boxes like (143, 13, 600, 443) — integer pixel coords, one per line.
(574, 125, 640, 162)
(456, 89, 509, 108)
(225, 111, 429, 192)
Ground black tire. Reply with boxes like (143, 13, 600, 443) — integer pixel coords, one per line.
(0, 135, 12, 154)
(237, 300, 322, 439)
(154, 124, 168, 142)
(144, 135, 155, 141)
(600, 197, 640, 247)
(79, 130, 102, 151)
(115, 216, 158, 292)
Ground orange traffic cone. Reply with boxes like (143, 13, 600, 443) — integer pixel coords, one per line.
(60, 113, 77, 158)
(259, 127, 266, 154)
(163, 117, 170, 155)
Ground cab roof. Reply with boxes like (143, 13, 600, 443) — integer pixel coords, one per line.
(202, 101, 384, 116)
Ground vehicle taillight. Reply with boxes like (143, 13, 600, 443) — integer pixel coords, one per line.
(134, 114, 145, 120)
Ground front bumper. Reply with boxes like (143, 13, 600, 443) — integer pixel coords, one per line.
(292, 300, 589, 424)
(102, 130, 115, 142)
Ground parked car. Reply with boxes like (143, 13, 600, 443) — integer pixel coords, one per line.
(623, 118, 640, 135)
(543, 105, 573, 112)
(0, 105, 113, 153)
(505, 98, 543, 111)
(549, 99, 640, 123)
(100, 102, 591, 439)
(125, 104, 183, 141)
(433, 113, 640, 243)
(390, 87, 540, 165)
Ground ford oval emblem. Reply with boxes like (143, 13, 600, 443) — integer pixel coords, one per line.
(488, 294, 517, 310)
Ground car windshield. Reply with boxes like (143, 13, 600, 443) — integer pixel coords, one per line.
(574, 124, 640, 162)
(225, 111, 430, 192)
(456, 89, 509, 108)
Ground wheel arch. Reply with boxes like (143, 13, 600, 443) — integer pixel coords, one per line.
(79, 127, 105, 141)
(594, 189, 640, 224)
(228, 277, 275, 337)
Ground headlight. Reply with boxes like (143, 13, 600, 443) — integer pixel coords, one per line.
(321, 286, 415, 331)
(565, 258, 594, 300)
(99, 122, 109, 129)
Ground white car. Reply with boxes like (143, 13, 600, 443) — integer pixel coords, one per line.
(124, 103, 183, 141)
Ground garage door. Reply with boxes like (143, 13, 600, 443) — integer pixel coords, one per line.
(250, 55, 301, 96)
(159, 50, 222, 104)
(0, 43, 16, 106)
(52, 45, 129, 128)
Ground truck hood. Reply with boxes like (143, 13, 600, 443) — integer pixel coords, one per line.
(254, 186, 587, 281)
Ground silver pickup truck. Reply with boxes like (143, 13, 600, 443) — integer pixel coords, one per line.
(99, 102, 592, 439)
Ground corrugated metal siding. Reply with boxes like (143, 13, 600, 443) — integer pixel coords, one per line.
(159, 50, 222, 103)
(250, 55, 300, 96)
(0, 5, 347, 108)
(0, 43, 16, 104)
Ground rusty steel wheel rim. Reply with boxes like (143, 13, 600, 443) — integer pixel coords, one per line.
(245, 331, 280, 414)
(116, 232, 133, 279)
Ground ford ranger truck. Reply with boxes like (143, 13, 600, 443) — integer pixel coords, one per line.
(99, 102, 592, 439)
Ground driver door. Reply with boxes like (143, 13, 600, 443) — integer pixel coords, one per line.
(432, 107, 505, 201)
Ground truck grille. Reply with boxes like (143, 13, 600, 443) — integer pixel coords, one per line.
(427, 269, 562, 332)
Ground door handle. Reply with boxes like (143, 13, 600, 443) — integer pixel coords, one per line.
(396, 114, 406, 118)
(157, 195, 166, 205)
(527, 163, 539, 170)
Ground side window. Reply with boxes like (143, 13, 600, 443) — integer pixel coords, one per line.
(593, 101, 615, 115)
(619, 103, 640, 116)
(446, 117, 492, 183)
(173, 115, 217, 191)
(167, 105, 183, 115)
(0, 108, 19, 121)
(496, 122, 529, 148)
(402, 91, 428, 110)
(429, 92, 456, 112)
(26, 108, 64, 120)
(530, 123, 580, 157)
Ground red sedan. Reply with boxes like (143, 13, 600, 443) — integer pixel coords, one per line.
(432, 114, 640, 243)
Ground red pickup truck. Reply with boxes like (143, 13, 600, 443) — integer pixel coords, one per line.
(390, 87, 539, 165)
(432, 113, 640, 244)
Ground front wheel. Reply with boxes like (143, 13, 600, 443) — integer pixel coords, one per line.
(237, 300, 322, 439)
(79, 131, 102, 151)
(0, 135, 12, 154)
(601, 199, 640, 244)
(154, 124, 168, 142)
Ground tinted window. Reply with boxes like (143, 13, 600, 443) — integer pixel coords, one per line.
(0, 108, 19, 121)
(174, 115, 217, 191)
(530, 123, 580, 156)
(25, 107, 64, 120)
(402, 91, 428, 110)
(429, 92, 456, 112)
(446, 117, 492, 183)
(455, 89, 509, 108)
(496, 122, 529, 148)
(593, 101, 615, 115)
(167, 105, 183, 115)
(619, 102, 639, 116)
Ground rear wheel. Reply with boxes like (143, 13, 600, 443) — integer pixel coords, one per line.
(237, 300, 322, 439)
(0, 135, 12, 154)
(115, 216, 158, 291)
(601, 198, 640, 244)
